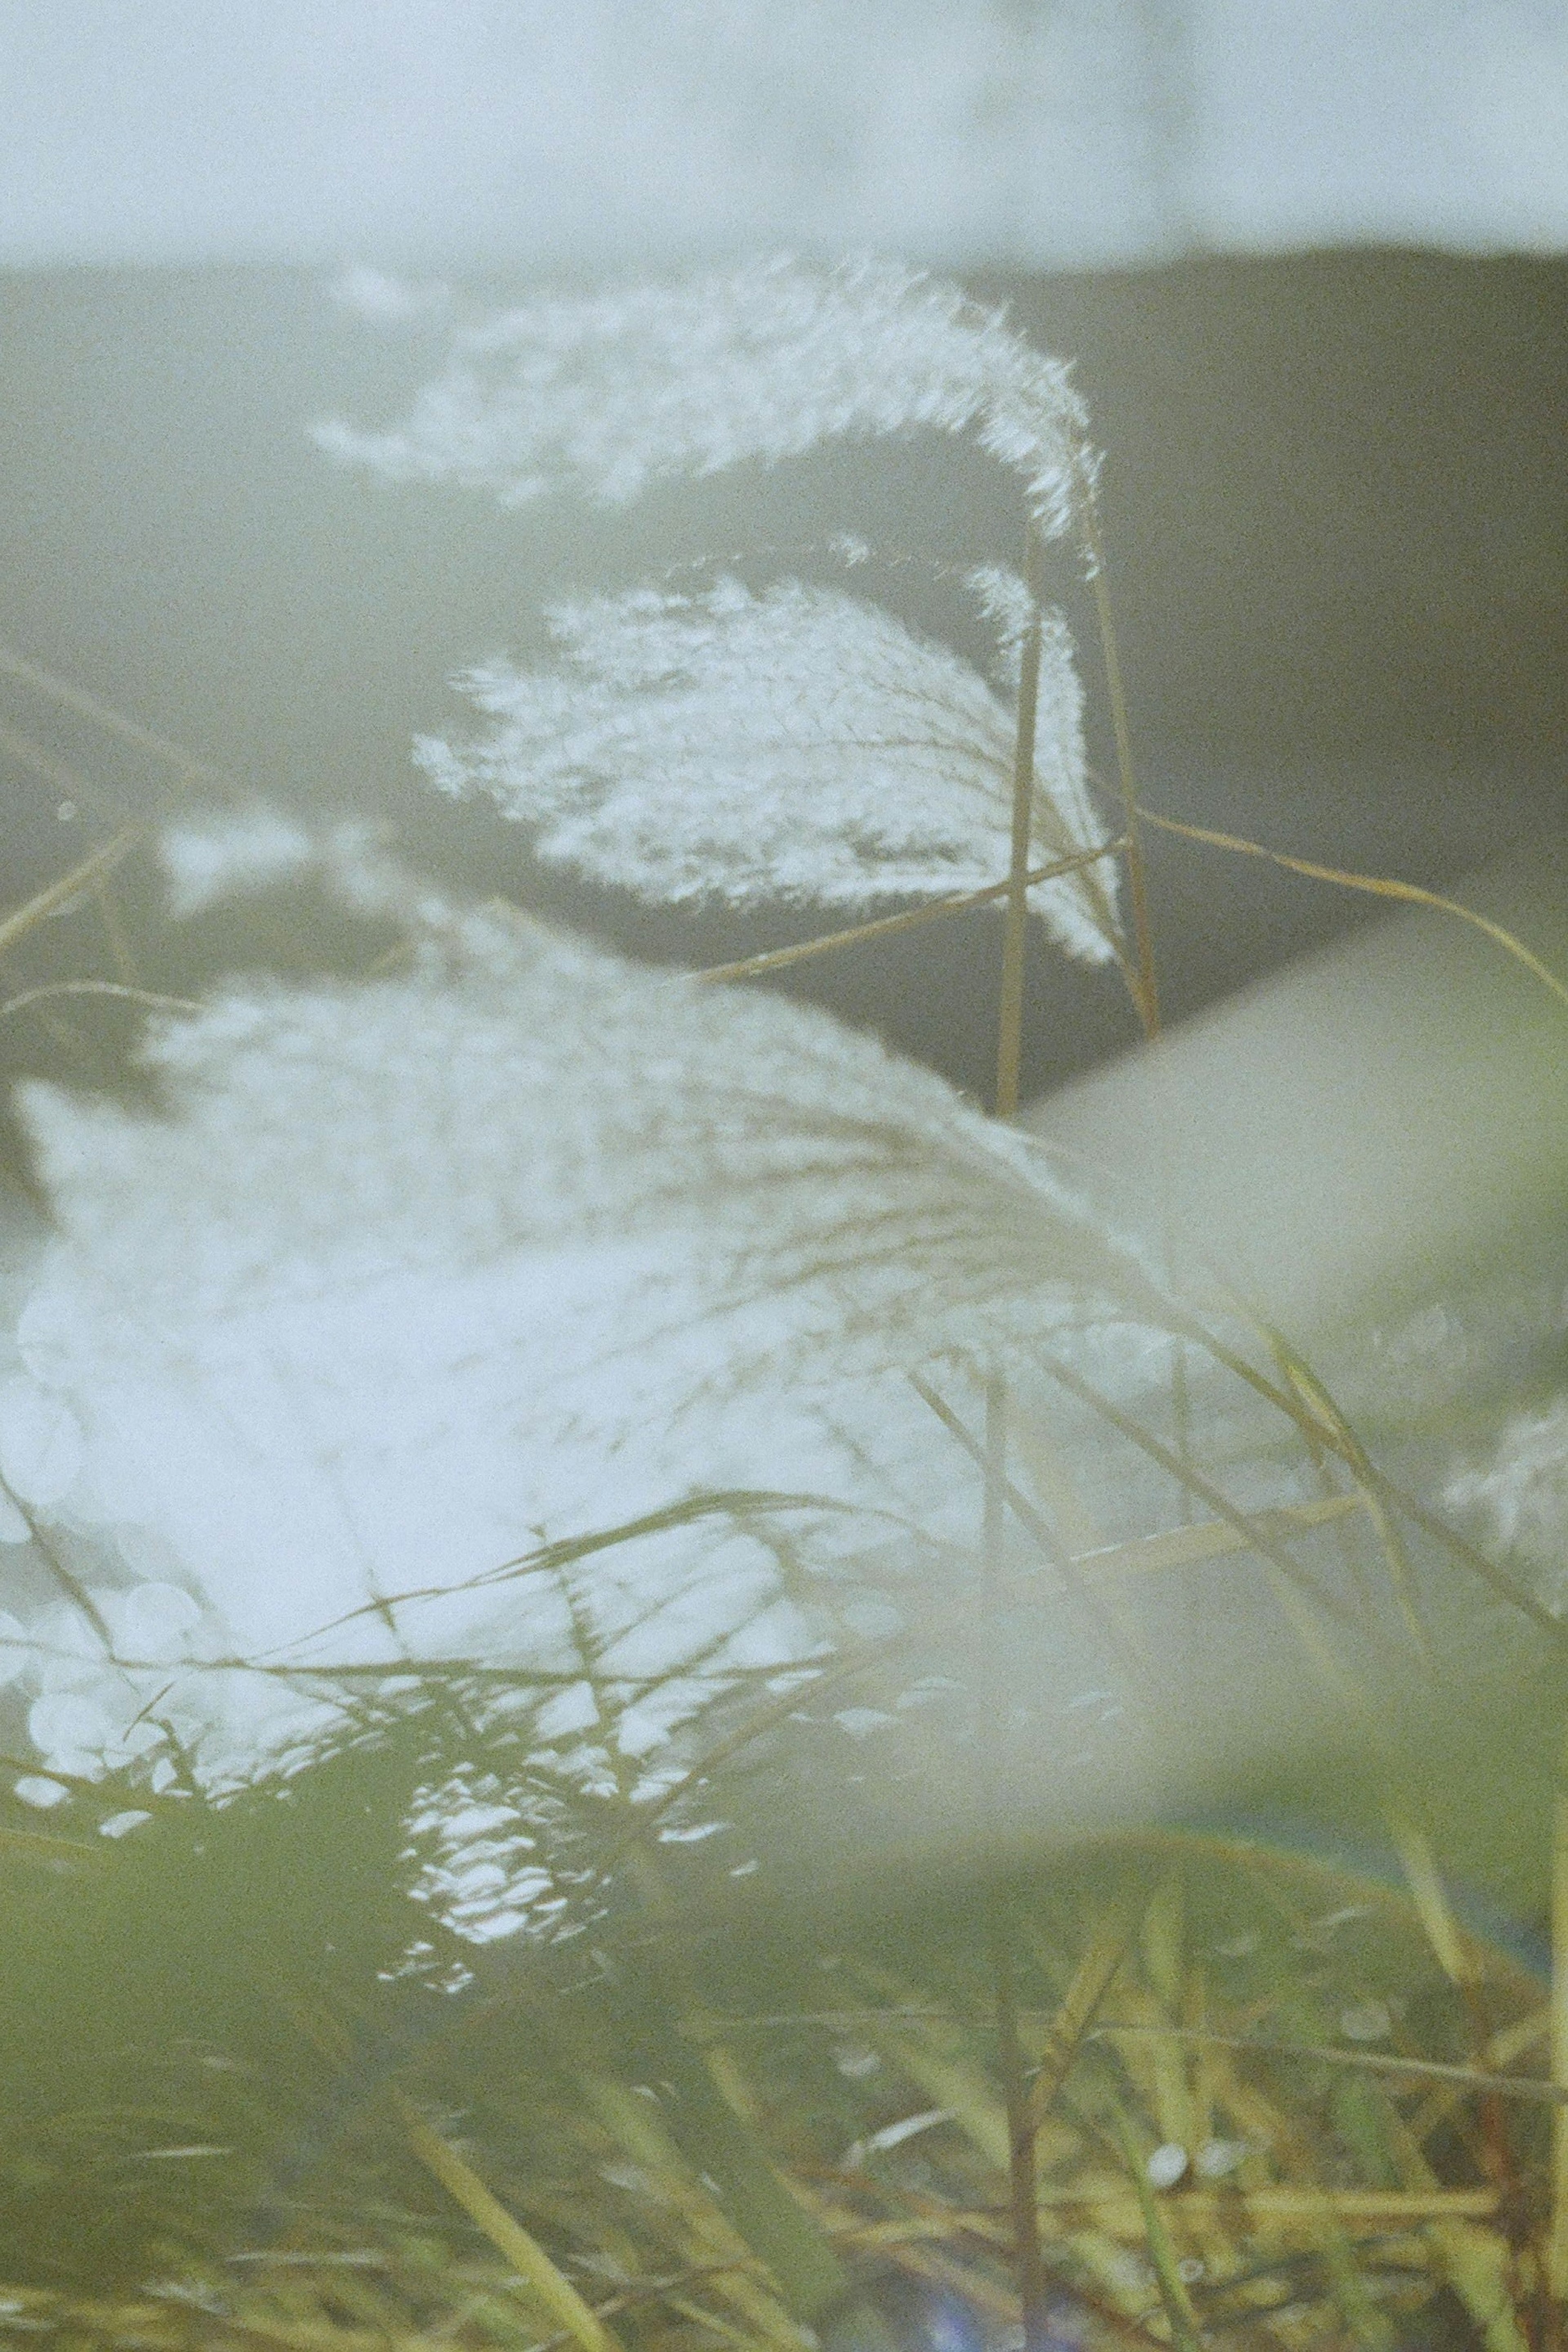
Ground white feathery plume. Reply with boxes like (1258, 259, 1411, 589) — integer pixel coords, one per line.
(415, 572, 1120, 963)
(1446, 1396, 1568, 1614)
(21, 831, 1144, 1424)
(313, 256, 1096, 540)
(160, 805, 316, 916)
(6, 829, 1156, 1784)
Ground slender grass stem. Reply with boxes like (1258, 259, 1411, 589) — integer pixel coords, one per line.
(1094, 2024, 1568, 2105)
(989, 1903, 1052, 2352)
(983, 1367, 1009, 1571)
(1136, 803, 1568, 1012)
(1106, 2103, 1202, 2352)
(1549, 1749, 1568, 2303)
(985, 555, 1047, 2352)
(393, 2092, 626, 2352)
(695, 841, 1123, 984)
(0, 716, 104, 808)
(0, 638, 225, 783)
(1025, 1888, 1151, 2131)
(0, 979, 200, 1028)
(995, 532, 1047, 1120)
(92, 875, 140, 985)
(0, 824, 142, 961)
(1156, 1307, 1568, 1648)
(0, 1473, 117, 1649)
(909, 1373, 1065, 1573)
(1038, 1351, 1366, 1643)
(1387, 1808, 1521, 2198)
(0, 648, 244, 969)
(1074, 487, 1159, 1040)
(909, 1372, 1147, 1672)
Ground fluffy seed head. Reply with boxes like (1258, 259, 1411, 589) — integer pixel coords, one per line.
(1447, 1396, 1568, 1613)
(416, 572, 1120, 962)
(314, 256, 1097, 538)
(11, 837, 1157, 1715)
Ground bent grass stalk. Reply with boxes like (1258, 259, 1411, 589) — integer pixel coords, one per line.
(0, 638, 243, 965)
(1137, 803, 1568, 1012)
(1075, 481, 1160, 1043)
(1551, 1750, 1568, 2307)
(394, 2094, 626, 2352)
(984, 493, 1123, 2350)
(994, 531, 1048, 1121)
(694, 840, 1125, 986)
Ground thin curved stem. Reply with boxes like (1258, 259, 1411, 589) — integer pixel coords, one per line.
(695, 841, 1124, 985)
(1076, 484, 1160, 1039)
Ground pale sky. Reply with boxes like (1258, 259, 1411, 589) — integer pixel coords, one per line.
(1, 0, 1564, 272)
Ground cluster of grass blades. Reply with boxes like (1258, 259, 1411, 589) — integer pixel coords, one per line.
(1, 1721, 1565, 2352)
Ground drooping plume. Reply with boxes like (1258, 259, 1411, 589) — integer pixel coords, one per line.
(313, 256, 1096, 539)
(415, 573, 1120, 962)
(21, 828, 1144, 1426)
(6, 828, 1156, 1781)
(1447, 1397, 1568, 1615)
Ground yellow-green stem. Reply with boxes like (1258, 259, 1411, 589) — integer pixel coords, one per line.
(1076, 486, 1160, 1040)
(995, 532, 1046, 1119)
(990, 1900, 1051, 2352)
(697, 842, 1122, 987)
(983, 1368, 1009, 1570)
(1549, 1750, 1568, 2302)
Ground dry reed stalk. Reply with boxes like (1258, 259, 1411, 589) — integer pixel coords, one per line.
(994, 533, 1048, 1121)
(1070, 1492, 1364, 1578)
(0, 639, 226, 784)
(1136, 804, 1568, 1012)
(1025, 1890, 1151, 2133)
(0, 641, 237, 966)
(693, 841, 1124, 985)
(1094, 2024, 1568, 2107)
(1159, 1314, 1568, 1648)
(0, 824, 143, 961)
(0, 979, 200, 1028)
(1550, 1758, 1568, 2312)
(990, 1909, 1052, 2352)
(1107, 2102, 1202, 2352)
(1074, 489, 1159, 1043)
(392, 2092, 625, 2352)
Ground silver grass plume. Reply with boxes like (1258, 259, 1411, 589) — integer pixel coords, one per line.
(20, 821, 1149, 1418)
(313, 255, 1096, 540)
(1446, 1397, 1568, 1614)
(5, 822, 1159, 1779)
(415, 571, 1120, 964)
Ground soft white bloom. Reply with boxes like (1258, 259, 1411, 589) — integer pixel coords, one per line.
(98, 1810, 154, 1839)
(1146, 2142, 1189, 2189)
(27, 1690, 118, 1779)
(109, 1579, 205, 1661)
(160, 807, 316, 917)
(330, 266, 451, 326)
(1446, 1395, 1568, 1610)
(1339, 2001, 1392, 2043)
(13, 1777, 69, 1810)
(7, 834, 1153, 1781)
(965, 564, 1039, 683)
(0, 1607, 27, 1681)
(313, 256, 1096, 539)
(20, 843, 1141, 1420)
(416, 573, 1119, 961)
(0, 1372, 85, 1506)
